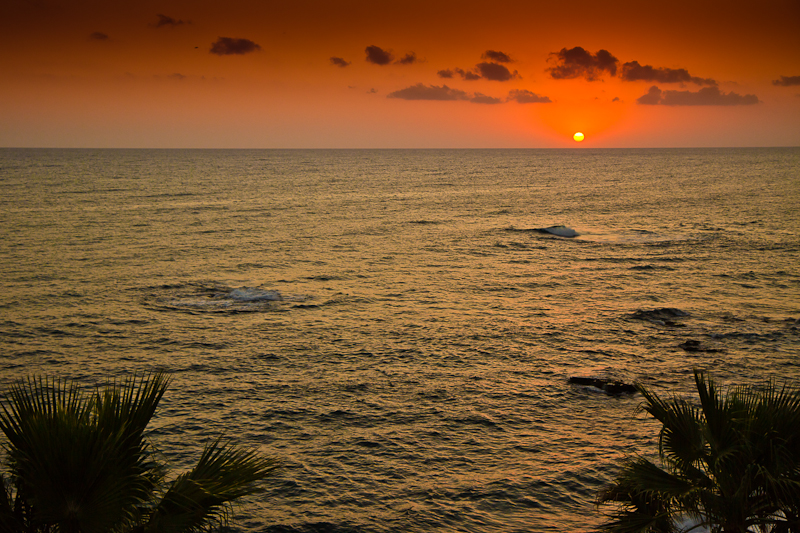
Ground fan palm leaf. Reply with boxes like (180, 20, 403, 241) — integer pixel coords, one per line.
(142, 439, 278, 533)
(0, 373, 169, 533)
(0, 372, 276, 533)
(597, 369, 800, 533)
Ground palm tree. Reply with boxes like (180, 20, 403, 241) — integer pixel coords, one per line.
(0, 372, 277, 533)
(596, 369, 800, 533)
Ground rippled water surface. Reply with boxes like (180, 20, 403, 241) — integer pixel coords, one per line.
(1, 148, 799, 532)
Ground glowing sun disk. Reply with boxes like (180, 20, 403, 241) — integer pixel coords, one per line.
(573, 132, 585, 142)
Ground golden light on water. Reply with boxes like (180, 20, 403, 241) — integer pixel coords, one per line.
(573, 132, 585, 142)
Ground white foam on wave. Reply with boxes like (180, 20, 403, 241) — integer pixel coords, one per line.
(228, 287, 283, 302)
(576, 228, 693, 244)
(538, 225, 580, 238)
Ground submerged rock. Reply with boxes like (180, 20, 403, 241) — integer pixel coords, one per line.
(678, 339, 722, 353)
(629, 308, 690, 326)
(568, 376, 637, 395)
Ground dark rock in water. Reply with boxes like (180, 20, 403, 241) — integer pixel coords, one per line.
(678, 339, 722, 353)
(535, 225, 579, 238)
(678, 339, 702, 352)
(568, 376, 637, 395)
(629, 308, 690, 326)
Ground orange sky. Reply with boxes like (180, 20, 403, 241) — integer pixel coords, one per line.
(2, 0, 799, 148)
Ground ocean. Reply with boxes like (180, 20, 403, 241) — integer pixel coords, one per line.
(0, 148, 798, 532)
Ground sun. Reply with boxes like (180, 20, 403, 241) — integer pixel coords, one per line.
(573, 132, 585, 142)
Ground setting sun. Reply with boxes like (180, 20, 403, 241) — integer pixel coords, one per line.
(573, 132, 585, 142)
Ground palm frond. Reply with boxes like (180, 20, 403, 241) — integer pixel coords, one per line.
(144, 438, 278, 533)
(637, 384, 705, 473)
(599, 370, 800, 533)
(0, 373, 169, 533)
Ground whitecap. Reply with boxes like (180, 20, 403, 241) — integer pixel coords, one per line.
(536, 225, 580, 238)
(228, 287, 283, 302)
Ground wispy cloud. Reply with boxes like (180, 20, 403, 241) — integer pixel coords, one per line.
(621, 61, 716, 86)
(637, 85, 760, 106)
(455, 68, 481, 81)
(330, 57, 351, 67)
(210, 37, 261, 55)
(448, 63, 518, 82)
(365, 45, 393, 65)
(396, 52, 417, 65)
(387, 84, 469, 101)
(154, 14, 187, 28)
(89, 32, 109, 41)
(507, 89, 551, 103)
(772, 75, 800, 87)
(476, 62, 519, 81)
(482, 50, 513, 63)
(548, 47, 618, 81)
(471, 93, 503, 104)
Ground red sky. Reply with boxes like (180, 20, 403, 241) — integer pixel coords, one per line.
(2, 0, 799, 148)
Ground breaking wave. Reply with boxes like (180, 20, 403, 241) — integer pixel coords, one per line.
(142, 282, 308, 314)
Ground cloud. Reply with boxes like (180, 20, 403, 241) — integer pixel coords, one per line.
(482, 50, 513, 63)
(471, 93, 503, 104)
(637, 85, 760, 106)
(455, 68, 481, 81)
(330, 57, 351, 67)
(365, 45, 393, 65)
(773, 75, 800, 87)
(637, 86, 663, 105)
(89, 32, 109, 41)
(548, 47, 618, 81)
(476, 62, 518, 81)
(210, 37, 261, 55)
(168, 73, 186, 80)
(154, 14, 186, 28)
(387, 83, 469, 101)
(612, 96, 621, 102)
(451, 63, 518, 82)
(621, 61, 716, 86)
(507, 89, 551, 103)
(396, 52, 417, 65)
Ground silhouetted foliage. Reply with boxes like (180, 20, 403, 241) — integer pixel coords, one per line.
(0, 372, 277, 533)
(597, 369, 800, 533)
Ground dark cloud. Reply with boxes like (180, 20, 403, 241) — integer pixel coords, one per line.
(154, 14, 186, 28)
(773, 75, 800, 87)
(507, 89, 551, 103)
(637, 85, 760, 106)
(471, 93, 503, 104)
(621, 61, 716, 86)
(168, 73, 186, 80)
(365, 45, 393, 65)
(637, 86, 663, 105)
(482, 50, 513, 63)
(548, 47, 618, 81)
(330, 57, 351, 67)
(210, 37, 261, 55)
(396, 52, 417, 65)
(387, 83, 469, 101)
(612, 96, 621, 102)
(89, 32, 109, 41)
(455, 68, 481, 81)
(476, 62, 518, 81)
(437, 69, 454, 79)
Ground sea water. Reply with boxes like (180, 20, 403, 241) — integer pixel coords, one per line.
(0, 148, 798, 532)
